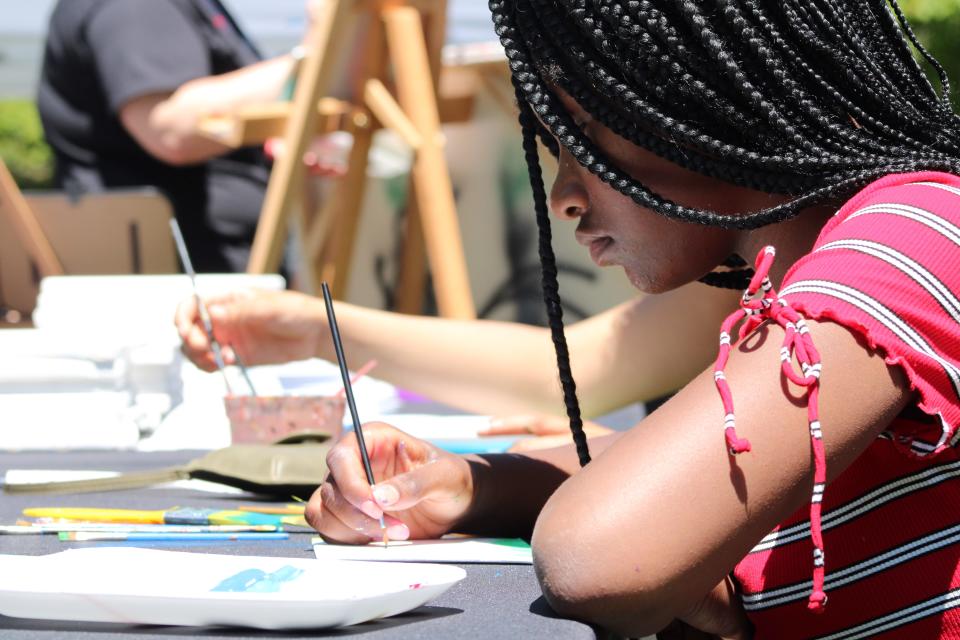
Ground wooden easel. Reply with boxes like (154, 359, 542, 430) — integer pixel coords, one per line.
(244, 0, 476, 319)
(0, 158, 63, 279)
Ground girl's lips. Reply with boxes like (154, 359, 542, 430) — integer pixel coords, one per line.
(588, 237, 614, 265)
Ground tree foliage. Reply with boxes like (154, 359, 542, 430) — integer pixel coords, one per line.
(900, 0, 960, 105)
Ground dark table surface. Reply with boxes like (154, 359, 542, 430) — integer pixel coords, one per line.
(0, 450, 610, 639)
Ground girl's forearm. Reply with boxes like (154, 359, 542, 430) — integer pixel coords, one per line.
(455, 433, 624, 538)
(321, 303, 568, 416)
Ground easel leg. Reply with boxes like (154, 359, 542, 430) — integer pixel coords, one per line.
(247, 0, 352, 275)
(321, 113, 376, 298)
(384, 6, 475, 319)
(0, 159, 62, 277)
(394, 188, 427, 314)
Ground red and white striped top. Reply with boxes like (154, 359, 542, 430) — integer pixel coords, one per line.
(730, 172, 960, 639)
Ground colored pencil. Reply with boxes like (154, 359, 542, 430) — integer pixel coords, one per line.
(22, 507, 296, 527)
(1, 523, 278, 535)
(59, 531, 289, 542)
(237, 504, 306, 515)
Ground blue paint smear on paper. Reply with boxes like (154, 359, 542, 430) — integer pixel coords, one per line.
(212, 565, 304, 592)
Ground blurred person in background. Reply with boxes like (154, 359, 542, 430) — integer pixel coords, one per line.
(37, 0, 334, 273)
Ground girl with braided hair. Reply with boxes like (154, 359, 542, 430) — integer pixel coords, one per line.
(308, 1, 960, 637)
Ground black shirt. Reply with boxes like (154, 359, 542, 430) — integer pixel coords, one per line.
(38, 0, 271, 273)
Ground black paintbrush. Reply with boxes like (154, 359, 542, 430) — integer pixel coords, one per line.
(320, 282, 388, 546)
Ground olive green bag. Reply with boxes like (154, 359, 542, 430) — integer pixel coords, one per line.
(3, 437, 332, 499)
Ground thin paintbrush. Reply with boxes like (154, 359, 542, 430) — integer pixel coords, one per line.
(321, 282, 388, 547)
(168, 219, 256, 397)
(231, 350, 258, 398)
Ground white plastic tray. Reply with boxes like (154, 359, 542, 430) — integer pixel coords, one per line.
(0, 547, 465, 629)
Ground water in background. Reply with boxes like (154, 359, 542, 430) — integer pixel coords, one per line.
(0, 0, 496, 98)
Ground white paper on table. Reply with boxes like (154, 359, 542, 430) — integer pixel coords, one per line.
(0, 393, 140, 450)
(0, 547, 465, 629)
(313, 535, 532, 564)
(2, 470, 244, 494)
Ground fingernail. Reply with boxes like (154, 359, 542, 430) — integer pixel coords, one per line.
(386, 523, 410, 540)
(373, 485, 399, 507)
(359, 500, 382, 520)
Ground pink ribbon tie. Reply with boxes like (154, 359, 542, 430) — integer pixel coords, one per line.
(712, 246, 827, 612)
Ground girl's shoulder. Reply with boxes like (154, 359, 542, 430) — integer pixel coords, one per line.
(780, 171, 960, 458)
(814, 170, 960, 248)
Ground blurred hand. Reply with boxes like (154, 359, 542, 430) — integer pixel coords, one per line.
(478, 414, 614, 452)
(264, 134, 351, 177)
(174, 289, 325, 371)
(306, 422, 474, 543)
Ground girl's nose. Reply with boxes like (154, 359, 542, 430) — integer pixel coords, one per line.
(549, 151, 589, 221)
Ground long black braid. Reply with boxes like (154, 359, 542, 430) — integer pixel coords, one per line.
(490, 0, 960, 465)
(513, 76, 592, 467)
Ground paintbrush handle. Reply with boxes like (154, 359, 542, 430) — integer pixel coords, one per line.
(169, 219, 236, 394)
(232, 350, 258, 397)
(320, 283, 387, 537)
(321, 283, 374, 486)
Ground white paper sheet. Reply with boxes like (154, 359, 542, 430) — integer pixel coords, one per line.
(313, 535, 532, 564)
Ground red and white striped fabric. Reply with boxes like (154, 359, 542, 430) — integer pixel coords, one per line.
(730, 172, 960, 639)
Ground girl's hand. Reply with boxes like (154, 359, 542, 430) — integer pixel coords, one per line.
(658, 577, 752, 640)
(480, 414, 614, 438)
(479, 414, 614, 452)
(305, 422, 475, 543)
(175, 289, 325, 371)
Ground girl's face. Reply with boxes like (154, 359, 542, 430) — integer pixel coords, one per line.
(547, 92, 787, 293)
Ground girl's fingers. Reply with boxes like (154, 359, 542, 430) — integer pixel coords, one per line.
(371, 454, 468, 512)
(315, 482, 380, 544)
(480, 415, 544, 435)
(309, 482, 410, 544)
(507, 434, 573, 453)
(325, 432, 384, 512)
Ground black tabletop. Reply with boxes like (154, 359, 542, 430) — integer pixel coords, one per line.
(0, 450, 610, 639)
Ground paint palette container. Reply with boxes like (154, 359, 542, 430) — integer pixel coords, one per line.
(224, 395, 346, 444)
